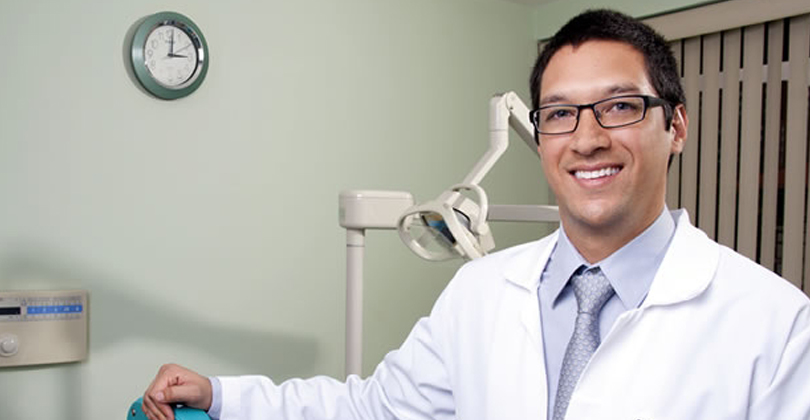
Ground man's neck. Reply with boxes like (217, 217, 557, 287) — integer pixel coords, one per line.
(561, 207, 666, 264)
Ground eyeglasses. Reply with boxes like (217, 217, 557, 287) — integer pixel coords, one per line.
(530, 94, 670, 135)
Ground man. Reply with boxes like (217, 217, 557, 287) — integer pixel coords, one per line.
(142, 9, 810, 420)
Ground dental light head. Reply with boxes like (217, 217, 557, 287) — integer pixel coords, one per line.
(397, 92, 539, 261)
(398, 184, 494, 261)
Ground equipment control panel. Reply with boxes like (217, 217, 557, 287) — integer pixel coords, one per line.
(0, 290, 88, 367)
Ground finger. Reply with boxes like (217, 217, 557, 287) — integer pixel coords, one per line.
(142, 393, 159, 420)
(144, 402, 160, 420)
(157, 402, 174, 420)
(161, 383, 202, 405)
(143, 377, 163, 419)
(142, 395, 159, 420)
(144, 394, 173, 420)
(151, 394, 175, 420)
(145, 394, 167, 420)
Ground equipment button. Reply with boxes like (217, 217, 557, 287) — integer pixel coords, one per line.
(0, 334, 19, 357)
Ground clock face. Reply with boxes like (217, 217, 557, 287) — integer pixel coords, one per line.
(144, 25, 199, 88)
(130, 12, 209, 100)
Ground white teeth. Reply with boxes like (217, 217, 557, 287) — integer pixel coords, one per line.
(574, 167, 620, 180)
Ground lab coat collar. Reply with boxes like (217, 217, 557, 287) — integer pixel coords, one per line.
(642, 209, 719, 306)
(502, 209, 718, 307)
(502, 230, 558, 292)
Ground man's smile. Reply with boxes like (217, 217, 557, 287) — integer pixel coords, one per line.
(571, 166, 622, 180)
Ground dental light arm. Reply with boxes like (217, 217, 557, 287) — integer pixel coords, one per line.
(398, 92, 554, 262)
(461, 91, 538, 186)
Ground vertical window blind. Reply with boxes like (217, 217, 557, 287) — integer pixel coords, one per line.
(665, 13, 810, 294)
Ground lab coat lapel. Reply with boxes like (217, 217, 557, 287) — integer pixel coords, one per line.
(502, 231, 558, 354)
(497, 232, 557, 419)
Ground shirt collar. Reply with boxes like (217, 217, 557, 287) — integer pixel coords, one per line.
(544, 207, 676, 309)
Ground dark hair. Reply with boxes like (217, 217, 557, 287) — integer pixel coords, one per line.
(529, 9, 685, 129)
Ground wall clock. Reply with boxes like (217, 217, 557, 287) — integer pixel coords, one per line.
(130, 12, 209, 100)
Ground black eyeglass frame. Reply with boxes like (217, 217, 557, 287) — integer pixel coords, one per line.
(529, 94, 671, 136)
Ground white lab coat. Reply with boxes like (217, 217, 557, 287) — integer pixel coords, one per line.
(217, 210, 810, 420)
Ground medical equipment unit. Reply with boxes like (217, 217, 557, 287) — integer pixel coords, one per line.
(0, 289, 88, 367)
(339, 92, 559, 375)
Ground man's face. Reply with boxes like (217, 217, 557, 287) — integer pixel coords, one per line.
(537, 40, 686, 248)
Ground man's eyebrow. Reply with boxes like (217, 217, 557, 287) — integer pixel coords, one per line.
(606, 84, 642, 95)
(538, 84, 643, 107)
(538, 94, 567, 106)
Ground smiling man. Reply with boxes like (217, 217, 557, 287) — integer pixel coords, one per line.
(142, 10, 810, 420)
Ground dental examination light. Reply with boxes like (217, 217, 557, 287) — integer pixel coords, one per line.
(338, 92, 558, 376)
(397, 183, 493, 261)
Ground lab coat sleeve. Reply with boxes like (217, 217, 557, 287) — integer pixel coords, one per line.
(214, 269, 463, 420)
(748, 303, 810, 420)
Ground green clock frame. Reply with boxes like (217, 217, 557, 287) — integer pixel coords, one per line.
(130, 12, 209, 100)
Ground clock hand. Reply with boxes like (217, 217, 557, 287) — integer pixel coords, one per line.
(174, 43, 193, 53)
(168, 53, 188, 58)
(169, 29, 175, 56)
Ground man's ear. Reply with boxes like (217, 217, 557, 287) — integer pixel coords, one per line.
(670, 104, 688, 154)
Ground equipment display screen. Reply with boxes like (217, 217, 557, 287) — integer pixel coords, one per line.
(27, 305, 83, 314)
(0, 307, 22, 315)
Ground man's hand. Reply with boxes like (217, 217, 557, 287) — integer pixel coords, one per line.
(142, 363, 212, 420)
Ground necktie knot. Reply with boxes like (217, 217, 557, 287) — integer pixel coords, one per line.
(572, 267, 615, 314)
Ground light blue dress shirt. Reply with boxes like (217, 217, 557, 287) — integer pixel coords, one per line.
(207, 208, 676, 420)
(539, 208, 675, 419)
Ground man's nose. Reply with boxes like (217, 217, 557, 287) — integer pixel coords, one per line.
(570, 108, 610, 155)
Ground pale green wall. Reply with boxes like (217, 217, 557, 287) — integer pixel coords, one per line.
(0, 1, 550, 419)
(533, 0, 726, 40)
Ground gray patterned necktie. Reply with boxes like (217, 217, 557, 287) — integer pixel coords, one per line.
(552, 266, 615, 420)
